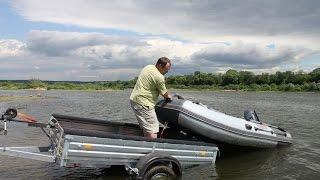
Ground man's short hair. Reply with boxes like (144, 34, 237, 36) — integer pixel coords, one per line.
(156, 57, 171, 67)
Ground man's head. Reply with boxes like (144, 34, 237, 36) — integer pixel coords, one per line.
(156, 57, 171, 75)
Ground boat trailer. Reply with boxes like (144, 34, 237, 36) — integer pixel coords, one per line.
(0, 108, 218, 179)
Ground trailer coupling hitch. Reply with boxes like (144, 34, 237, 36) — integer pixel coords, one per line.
(1, 108, 18, 120)
(0, 108, 19, 135)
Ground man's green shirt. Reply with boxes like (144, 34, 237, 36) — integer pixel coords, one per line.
(130, 65, 167, 108)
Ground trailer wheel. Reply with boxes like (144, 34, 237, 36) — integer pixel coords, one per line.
(136, 152, 181, 179)
(144, 165, 176, 179)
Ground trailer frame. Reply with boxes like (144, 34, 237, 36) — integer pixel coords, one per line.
(1, 113, 218, 179)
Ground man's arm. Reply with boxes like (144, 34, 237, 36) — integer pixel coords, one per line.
(156, 76, 171, 100)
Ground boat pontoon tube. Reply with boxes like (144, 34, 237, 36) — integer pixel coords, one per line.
(155, 98, 292, 148)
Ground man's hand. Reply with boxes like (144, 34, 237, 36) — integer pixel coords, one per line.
(17, 112, 37, 123)
(162, 92, 172, 101)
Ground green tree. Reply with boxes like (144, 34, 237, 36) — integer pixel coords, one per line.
(293, 71, 309, 84)
(310, 68, 320, 83)
(283, 71, 295, 84)
(239, 71, 255, 85)
(255, 73, 270, 85)
(222, 69, 239, 85)
(273, 71, 285, 84)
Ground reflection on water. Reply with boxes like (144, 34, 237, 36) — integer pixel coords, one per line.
(0, 90, 319, 179)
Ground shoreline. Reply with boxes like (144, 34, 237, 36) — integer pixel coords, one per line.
(0, 88, 120, 92)
(0, 88, 318, 93)
(168, 88, 318, 93)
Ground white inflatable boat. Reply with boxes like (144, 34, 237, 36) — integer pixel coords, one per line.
(155, 95, 292, 148)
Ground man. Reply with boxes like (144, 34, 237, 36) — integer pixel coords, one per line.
(130, 57, 172, 138)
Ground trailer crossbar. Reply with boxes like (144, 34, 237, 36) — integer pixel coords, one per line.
(0, 146, 55, 162)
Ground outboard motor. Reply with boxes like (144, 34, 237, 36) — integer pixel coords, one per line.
(244, 109, 260, 122)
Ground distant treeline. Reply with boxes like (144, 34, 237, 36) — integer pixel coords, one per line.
(0, 80, 135, 90)
(0, 68, 319, 92)
(166, 68, 320, 91)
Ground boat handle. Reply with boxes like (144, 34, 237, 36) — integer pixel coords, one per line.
(254, 127, 274, 134)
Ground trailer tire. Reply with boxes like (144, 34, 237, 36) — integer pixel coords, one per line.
(143, 165, 176, 180)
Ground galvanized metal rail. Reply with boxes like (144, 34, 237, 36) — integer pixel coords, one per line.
(1, 110, 218, 179)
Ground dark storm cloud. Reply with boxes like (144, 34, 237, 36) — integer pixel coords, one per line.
(12, 0, 320, 40)
(26, 30, 147, 57)
(190, 43, 314, 69)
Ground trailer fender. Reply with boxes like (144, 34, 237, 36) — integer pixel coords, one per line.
(135, 152, 181, 179)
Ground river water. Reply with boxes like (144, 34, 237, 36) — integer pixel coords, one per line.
(0, 90, 319, 180)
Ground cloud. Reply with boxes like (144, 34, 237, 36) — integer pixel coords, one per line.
(10, 0, 320, 49)
(25, 31, 206, 69)
(0, 39, 26, 57)
(0, 30, 317, 80)
(190, 42, 315, 69)
(1, 0, 319, 80)
(27, 30, 146, 57)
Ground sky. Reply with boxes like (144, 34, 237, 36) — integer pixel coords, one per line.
(0, 0, 319, 81)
